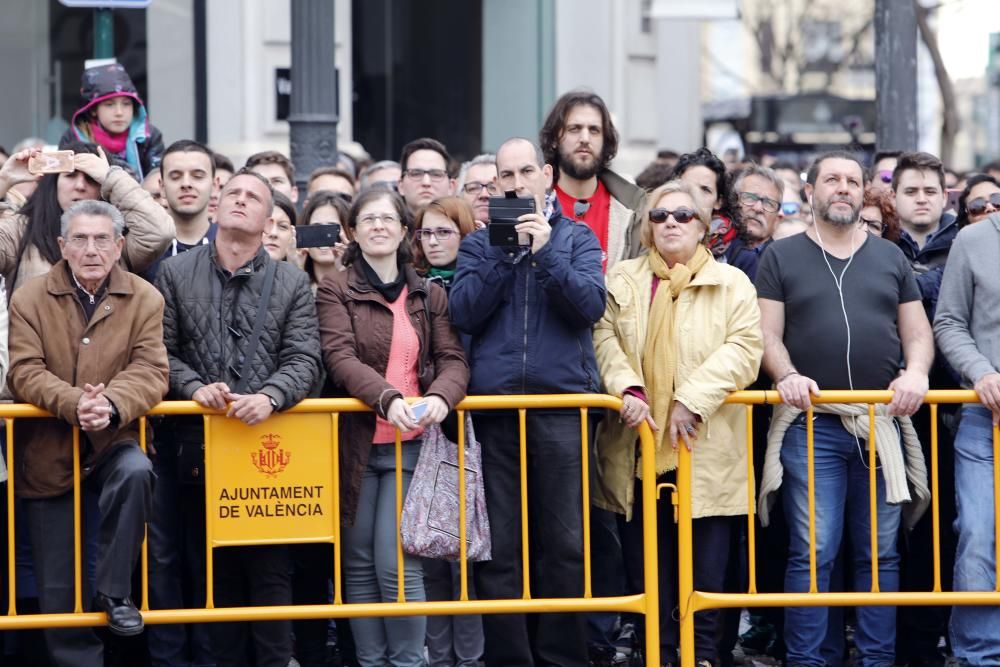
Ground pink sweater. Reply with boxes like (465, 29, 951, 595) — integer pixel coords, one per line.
(373, 286, 424, 444)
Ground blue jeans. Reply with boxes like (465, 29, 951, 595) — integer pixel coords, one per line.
(950, 405, 1000, 664)
(780, 414, 901, 667)
(342, 440, 426, 667)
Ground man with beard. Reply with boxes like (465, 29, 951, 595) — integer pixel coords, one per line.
(724, 164, 785, 281)
(541, 90, 645, 272)
(755, 151, 933, 667)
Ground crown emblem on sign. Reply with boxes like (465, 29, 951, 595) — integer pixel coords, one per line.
(252, 432, 290, 478)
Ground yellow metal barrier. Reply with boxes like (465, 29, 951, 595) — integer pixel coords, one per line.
(676, 389, 993, 667)
(0, 395, 661, 665)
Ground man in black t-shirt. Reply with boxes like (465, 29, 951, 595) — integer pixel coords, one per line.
(755, 151, 934, 667)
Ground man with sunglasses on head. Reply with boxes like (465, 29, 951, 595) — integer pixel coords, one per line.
(455, 153, 498, 226)
(724, 164, 785, 282)
(397, 137, 455, 215)
(305, 164, 356, 206)
(870, 150, 902, 195)
(540, 90, 645, 273)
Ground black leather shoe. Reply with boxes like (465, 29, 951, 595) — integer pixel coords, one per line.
(94, 593, 144, 636)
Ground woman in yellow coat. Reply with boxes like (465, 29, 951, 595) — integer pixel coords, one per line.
(592, 179, 763, 665)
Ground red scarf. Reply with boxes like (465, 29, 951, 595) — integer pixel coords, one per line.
(90, 121, 128, 154)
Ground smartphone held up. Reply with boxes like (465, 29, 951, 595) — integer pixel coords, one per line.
(487, 193, 535, 247)
(28, 150, 75, 175)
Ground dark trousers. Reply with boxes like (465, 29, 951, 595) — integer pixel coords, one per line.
(585, 504, 627, 650)
(147, 438, 214, 667)
(473, 410, 592, 667)
(620, 475, 738, 663)
(24, 443, 153, 667)
(896, 403, 958, 661)
(211, 545, 293, 667)
(291, 543, 334, 667)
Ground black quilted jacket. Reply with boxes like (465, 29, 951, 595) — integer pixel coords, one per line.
(155, 244, 322, 410)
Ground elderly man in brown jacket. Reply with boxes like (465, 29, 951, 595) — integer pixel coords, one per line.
(8, 198, 169, 666)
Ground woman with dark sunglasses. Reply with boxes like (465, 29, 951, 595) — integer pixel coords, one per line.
(592, 179, 763, 665)
(956, 174, 1000, 227)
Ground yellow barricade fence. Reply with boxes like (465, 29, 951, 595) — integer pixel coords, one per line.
(677, 389, 995, 667)
(0, 395, 662, 665)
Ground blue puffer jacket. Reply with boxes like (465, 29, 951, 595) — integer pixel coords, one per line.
(450, 200, 606, 395)
(896, 211, 958, 321)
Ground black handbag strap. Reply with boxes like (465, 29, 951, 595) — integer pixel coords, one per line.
(234, 259, 277, 394)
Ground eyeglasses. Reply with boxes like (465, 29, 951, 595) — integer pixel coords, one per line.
(573, 199, 591, 219)
(415, 228, 460, 242)
(357, 212, 401, 227)
(878, 170, 893, 184)
(860, 216, 884, 235)
(739, 191, 780, 213)
(66, 234, 116, 250)
(966, 192, 1000, 217)
(781, 201, 801, 216)
(649, 207, 697, 224)
(462, 181, 500, 196)
(403, 168, 448, 182)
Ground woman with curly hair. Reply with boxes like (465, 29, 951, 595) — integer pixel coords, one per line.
(860, 184, 901, 242)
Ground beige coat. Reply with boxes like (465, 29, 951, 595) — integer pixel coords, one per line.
(8, 261, 169, 498)
(592, 254, 763, 520)
(0, 166, 174, 292)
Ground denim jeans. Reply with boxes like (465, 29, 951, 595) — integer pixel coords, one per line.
(342, 440, 426, 667)
(950, 405, 1000, 664)
(780, 414, 901, 667)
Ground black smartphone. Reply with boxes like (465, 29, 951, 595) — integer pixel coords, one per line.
(488, 194, 534, 247)
(296, 223, 341, 249)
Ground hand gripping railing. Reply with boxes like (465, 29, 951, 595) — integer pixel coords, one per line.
(676, 389, 997, 667)
(0, 395, 661, 665)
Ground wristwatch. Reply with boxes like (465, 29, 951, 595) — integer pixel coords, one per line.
(268, 396, 279, 411)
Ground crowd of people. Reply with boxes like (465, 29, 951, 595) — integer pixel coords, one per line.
(0, 63, 999, 667)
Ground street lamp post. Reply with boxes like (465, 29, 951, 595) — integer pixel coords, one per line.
(289, 0, 339, 205)
(874, 0, 918, 152)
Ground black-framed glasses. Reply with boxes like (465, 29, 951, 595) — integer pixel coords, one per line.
(649, 207, 697, 224)
(414, 228, 460, 242)
(403, 168, 448, 182)
(966, 192, 1000, 216)
(739, 191, 780, 213)
(573, 199, 591, 219)
(462, 181, 500, 196)
(860, 216, 884, 235)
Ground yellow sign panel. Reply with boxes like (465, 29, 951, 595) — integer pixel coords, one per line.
(206, 413, 336, 547)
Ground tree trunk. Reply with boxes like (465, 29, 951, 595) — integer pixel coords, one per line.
(915, 0, 959, 166)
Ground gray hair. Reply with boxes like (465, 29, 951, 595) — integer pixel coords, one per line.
(359, 160, 401, 191)
(455, 153, 497, 192)
(60, 200, 125, 239)
(730, 164, 785, 210)
(640, 179, 711, 249)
